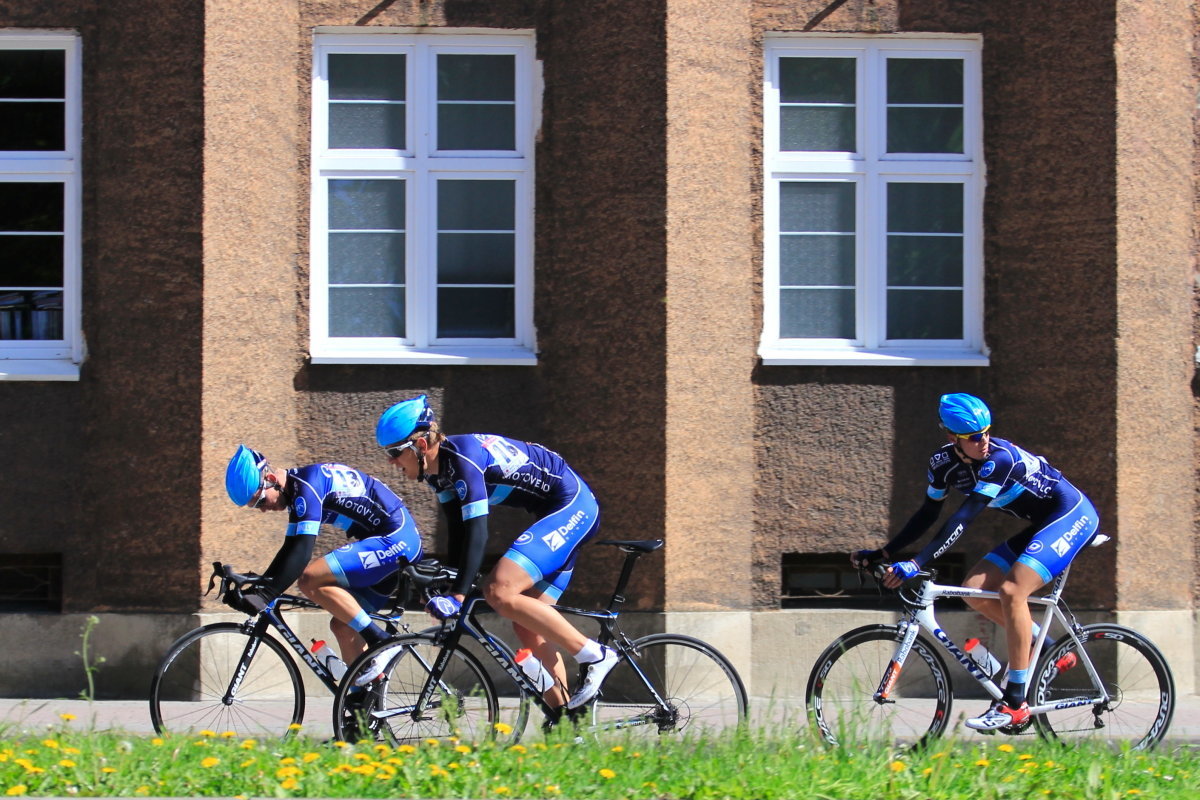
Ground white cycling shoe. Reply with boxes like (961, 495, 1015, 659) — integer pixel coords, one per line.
(566, 647, 619, 709)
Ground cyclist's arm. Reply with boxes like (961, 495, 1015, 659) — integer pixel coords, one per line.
(883, 496, 944, 556)
(911, 492, 989, 567)
(257, 534, 316, 597)
(451, 515, 487, 597)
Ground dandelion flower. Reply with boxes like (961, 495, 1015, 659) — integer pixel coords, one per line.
(198, 730, 216, 738)
(922, 767, 933, 776)
(151, 738, 164, 747)
(58, 759, 77, 768)
(287, 723, 303, 731)
(240, 740, 257, 750)
(276, 767, 302, 779)
(493, 722, 513, 735)
(200, 757, 220, 768)
(890, 761, 906, 772)
(455, 744, 471, 754)
(6, 786, 28, 796)
(59, 713, 77, 722)
(302, 753, 320, 763)
(280, 778, 299, 790)
(397, 745, 416, 754)
(41, 740, 59, 749)
(494, 787, 510, 795)
(424, 738, 440, 747)
(598, 768, 616, 779)
(1019, 754, 1035, 761)
(101, 768, 116, 774)
(611, 745, 624, 753)
(975, 759, 990, 767)
(62, 747, 81, 755)
(220, 731, 237, 738)
(508, 744, 527, 754)
(997, 744, 1015, 753)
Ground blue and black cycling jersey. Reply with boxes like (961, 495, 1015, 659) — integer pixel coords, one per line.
(925, 437, 1064, 523)
(285, 462, 415, 541)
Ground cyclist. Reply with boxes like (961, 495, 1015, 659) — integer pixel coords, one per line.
(851, 393, 1100, 731)
(374, 395, 616, 712)
(224, 445, 424, 678)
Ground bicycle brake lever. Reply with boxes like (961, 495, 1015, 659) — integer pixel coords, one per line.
(205, 562, 222, 596)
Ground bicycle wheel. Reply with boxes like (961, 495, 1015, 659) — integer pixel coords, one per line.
(333, 633, 516, 745)
(149, 623, 304, 738)
(806, 624, 952, 748)
(1032, 624, 1175, 750)
(590, 634, 748, 738)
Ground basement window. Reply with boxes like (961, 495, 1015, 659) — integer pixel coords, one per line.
(0, 553, 62, 611)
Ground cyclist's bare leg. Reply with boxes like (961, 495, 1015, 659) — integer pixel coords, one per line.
(298, 560, 370, 659)
(998, 563, 1045, 674)
(962, 560, 1007, 626)
(483, 556, 590, 660)
(513, 614, 569, 707)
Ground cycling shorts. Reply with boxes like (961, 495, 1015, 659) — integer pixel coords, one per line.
(324, 529, 424, 613)
(502, 479, 600, 601)
(983, 479, 1099, 584)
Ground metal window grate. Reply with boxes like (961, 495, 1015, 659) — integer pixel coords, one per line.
(0, 554, 62, 612)
(781, 552, 965, 609)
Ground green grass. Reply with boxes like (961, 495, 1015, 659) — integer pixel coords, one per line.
(1, 718, 1198, 799)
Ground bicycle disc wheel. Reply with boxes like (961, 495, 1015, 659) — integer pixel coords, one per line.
(149, 623, 304, 738)
(333, 633, 512, 745)
(806, 624, 951, 748)
(1032, 624, 1174, 750)
(590, 634, 748, 738)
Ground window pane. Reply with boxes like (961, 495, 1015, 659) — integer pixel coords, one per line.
(780, 288, 854, 339)
(0, 182, 64, 231)
(0, 50, 65, 98)
(780, 234, 854, 286)
(887, 58, 963, 154)
(329, 179, 405, 230)
(0, 290, 62, 340)
(779, 57, 855, 151)
(0, 236, 63, 286)
(329, 232, 405, 284)
(330, 104, 406, 149)
(437, 232, 514, 284)
(438, 180, 514, 230)
(437, 54, 515, 151)
(887, 58, 962, 104)
(329, 286, 404, 337)
(329, 54, 405, 101)
(887, 236, 962, 286)
(437, 287, 514, 338)
(0, 183, 64, 294)
(781, 107, 854, 152)
(0, 103, 64, 151)
(887, 289, 962, 339)
(888, 107, 962, 153)
(887, 183, 962, 233)
(780, 182, 855, 233)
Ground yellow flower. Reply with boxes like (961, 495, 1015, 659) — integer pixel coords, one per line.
(997, 744, 1015, 753)
(333, 741, 350, 748)
(59, 713, 77, 722)
(62, 747, 80, 755)
(1019, 754, 1035, 761)
(279, 757, 297, 765)
(975, 759, 990, 767)
(508, 744, 527, 754)
(5, 787, 27, 796)
(493, 722, 513, 735)
(302, 753, 320, 763)
(101, 768, 116, 774)
(424, 738, 440, 747)
(352, 753, 372, 762)
(240, 740, 257, 750)
(197, 730, 216, 738)
(455, 744, 471, 754)
(276, 766, 302, 779)
(58, 759, 77, 768)
(280, 778, 299, 790)
(200, 757, 220, 768)
(1126, 791, 1142, 796)
(287, 723, 303, 731)
(546, 785, 560, 794)
(151, 738, 164, 747)
(611, 745, 624, 753)
(890, 761, 906, 772)
(240, 759, 256, 768)
(494, 787, 510, 795)
(220, 731, 237, 738)
(134, 787, 150, 796)
(397, 745, 416, 754)
(598, 768, 616, 779)
(922, 767, 933, 776)
(1044, 761, 1056, 768)
(373, 744, 392, 756)
(41, 740, 59, 749)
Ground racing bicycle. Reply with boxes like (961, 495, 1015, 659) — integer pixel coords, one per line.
(805, 535, 1174, 750)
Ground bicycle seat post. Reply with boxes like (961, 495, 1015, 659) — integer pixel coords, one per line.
(605, 549, 645, 613)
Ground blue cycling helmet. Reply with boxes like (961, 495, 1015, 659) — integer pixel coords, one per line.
(376, 394, 436, 447)
(938, 393, 992, 435)
(225, 444, 268, 506)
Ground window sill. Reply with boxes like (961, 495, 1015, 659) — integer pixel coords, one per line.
(759, 346, 989, 367)
(0, 360, 82, 381)
(310, 346, 538, 366)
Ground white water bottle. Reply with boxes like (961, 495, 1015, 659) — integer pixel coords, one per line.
(515, 648, 554, 693)
(965, 638, 1001, 680)
(311, 639, 347, 681)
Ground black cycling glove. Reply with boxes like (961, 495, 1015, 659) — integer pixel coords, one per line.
(223, 584, 272, 616)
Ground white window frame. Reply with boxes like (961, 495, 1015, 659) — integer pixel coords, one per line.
(310, 30, 538, 365)
(761, 34, 987, 367)
(0, 31, 83, 381)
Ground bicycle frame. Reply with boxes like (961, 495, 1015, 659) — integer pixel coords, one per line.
(884, 565, 1111, 716)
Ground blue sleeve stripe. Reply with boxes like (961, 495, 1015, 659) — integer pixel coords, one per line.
(292, 521, 321, 537)
(989, 483, 1026, 508)
(437, 490, 457, 503)
(973, 481, 1002, 499)
(333, 514, 353, 531)
(488, 484, 514, 505)
(461, 499, 489, 521)
(927, 486, 947, 500)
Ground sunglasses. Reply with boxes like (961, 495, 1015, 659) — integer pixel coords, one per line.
(384, 440, 418, 459)
(249, 480, 277, 509)
(947, 426, 990, 442)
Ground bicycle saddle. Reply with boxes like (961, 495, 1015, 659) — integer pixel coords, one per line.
(596, 539, 664, 553)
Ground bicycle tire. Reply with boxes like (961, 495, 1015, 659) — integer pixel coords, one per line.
(806, 624, 952, 748)
(333, 632, 522, 744)
(1031, 623, 1175, 750)
(590, 633, 748, 738)
(149, 622, 304, 738)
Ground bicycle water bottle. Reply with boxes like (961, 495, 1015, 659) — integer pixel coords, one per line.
(964, 638, 1002, 680)
(514, 648, 554, 693)
(310, 639, 347, 681)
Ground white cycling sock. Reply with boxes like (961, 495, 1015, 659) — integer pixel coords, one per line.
(574, 639, 605, 664)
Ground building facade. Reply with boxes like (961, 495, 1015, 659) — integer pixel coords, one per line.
(0, 0, 1195, 699)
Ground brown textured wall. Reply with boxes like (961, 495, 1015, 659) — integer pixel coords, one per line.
(751, 0, 1125, 610)
(290, 0, 669, 609)
(1113, 0, 1195, 610)
(0, 1, 204, 611)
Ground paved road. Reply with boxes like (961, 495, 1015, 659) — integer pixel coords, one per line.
(2, 694, 1198, 745)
